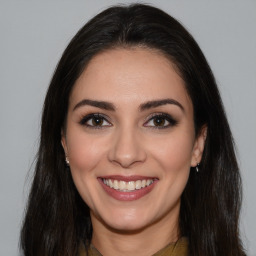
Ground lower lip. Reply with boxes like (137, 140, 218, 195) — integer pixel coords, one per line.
(98, 178, 158, 201)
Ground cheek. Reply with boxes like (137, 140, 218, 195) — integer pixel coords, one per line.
(150, 132, 194, 173)
(147, 132, 193, 200)
(154, 134, 193, 202)
(66, 129, 107, 175)
(66, 130, 108, 207)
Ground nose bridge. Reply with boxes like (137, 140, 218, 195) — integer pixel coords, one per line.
(108, 124, 146, 168)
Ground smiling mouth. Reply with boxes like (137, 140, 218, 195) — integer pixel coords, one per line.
(99, 176, 158, 201)
(102, 178, 155, 192)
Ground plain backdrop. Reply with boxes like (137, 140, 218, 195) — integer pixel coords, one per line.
(0, 0, 255, 255)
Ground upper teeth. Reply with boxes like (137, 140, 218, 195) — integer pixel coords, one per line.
(103, 179, 154, 191)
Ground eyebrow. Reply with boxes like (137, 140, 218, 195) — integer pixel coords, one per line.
(139, 99, 184, 112)
(73, 98, 184, 112)
(73, 99, 115, 111)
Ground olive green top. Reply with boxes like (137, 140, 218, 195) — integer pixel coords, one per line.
(79, 237, 188, 256)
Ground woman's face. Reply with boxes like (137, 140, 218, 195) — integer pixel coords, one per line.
(62, 48, 205, 234)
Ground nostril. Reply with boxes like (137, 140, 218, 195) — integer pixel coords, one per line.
(107, 128, 147, 168)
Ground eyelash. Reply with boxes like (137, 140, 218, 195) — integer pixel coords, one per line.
(79, 113, 178, 129)
(144, 113, 178, 129)
(79, 113, 111, 129)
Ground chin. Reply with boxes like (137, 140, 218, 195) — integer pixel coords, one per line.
(96, 208, 157, 233)
(105, 219, 150, 233)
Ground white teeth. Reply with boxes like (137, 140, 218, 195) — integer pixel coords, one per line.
(127, 181, 135, 191)
(119, 181, 126, 190)
(135, 180, 142, 189)
(102, 178, 154, 192)
(113, 180, 119, 189)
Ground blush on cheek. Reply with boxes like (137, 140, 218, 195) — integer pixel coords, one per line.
(70, 149, 97, 174)
(68, 136, 107, 174)
(157, 140, 193, 166)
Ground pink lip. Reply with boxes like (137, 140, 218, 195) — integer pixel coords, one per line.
(98, 176, 158, 201)
(99, 175, 157, 182)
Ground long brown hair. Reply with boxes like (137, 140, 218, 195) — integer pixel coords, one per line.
(21, 4, 246, 256)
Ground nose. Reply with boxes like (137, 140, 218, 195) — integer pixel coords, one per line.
(108, 126, 147, 168)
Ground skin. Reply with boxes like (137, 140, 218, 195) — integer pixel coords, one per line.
(62, 48, 206, 256)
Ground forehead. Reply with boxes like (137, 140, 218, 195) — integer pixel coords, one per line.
(69, 47, 192, 111)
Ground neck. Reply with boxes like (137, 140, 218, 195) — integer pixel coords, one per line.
(91, 210, 180, 256)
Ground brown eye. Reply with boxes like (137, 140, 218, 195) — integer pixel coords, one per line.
(144, 113, 178, 129)
(92, 116, 104, 126)
(80, 114, 111, 128)
(153, 117, 166, 127)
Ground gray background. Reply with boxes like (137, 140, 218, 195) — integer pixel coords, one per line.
(0, 0, 255, 255)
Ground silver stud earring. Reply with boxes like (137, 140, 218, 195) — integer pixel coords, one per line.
(65, 156, 70, 166)
(195, 163, 200, 173)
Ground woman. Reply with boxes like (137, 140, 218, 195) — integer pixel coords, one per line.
(20, 4, 246, 256)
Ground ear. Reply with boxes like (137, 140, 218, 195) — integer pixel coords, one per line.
(61, 130, 68, 155)
(191, 125, 207, 167)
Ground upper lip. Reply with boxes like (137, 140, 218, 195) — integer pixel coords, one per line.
(99, 175, 158, 182)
